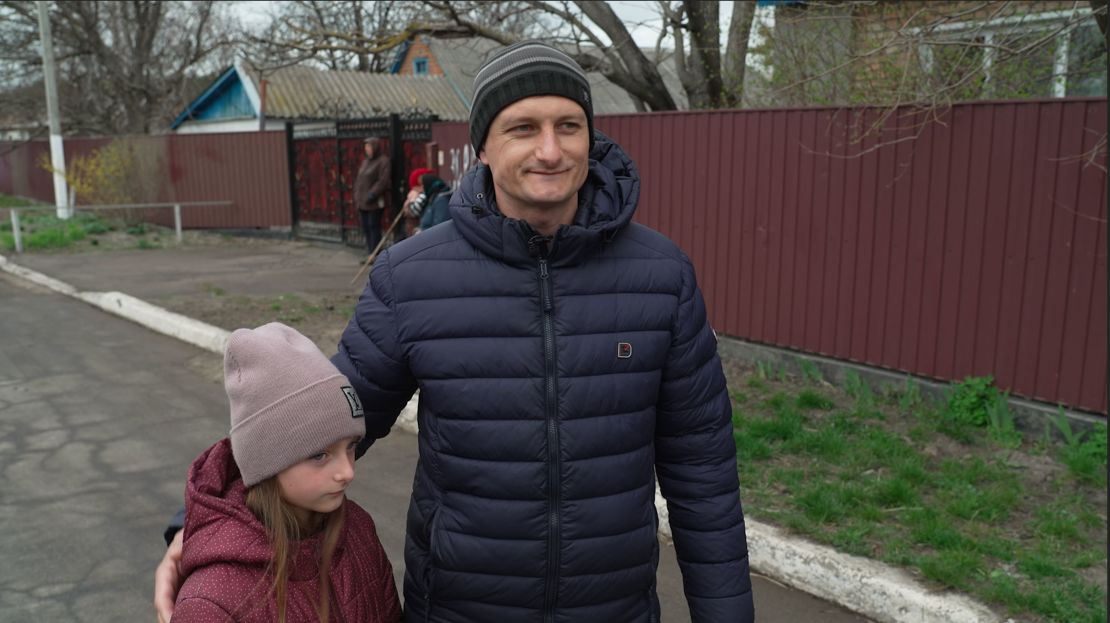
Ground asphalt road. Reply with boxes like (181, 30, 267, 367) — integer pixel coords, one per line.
(0, 272, 870, 622)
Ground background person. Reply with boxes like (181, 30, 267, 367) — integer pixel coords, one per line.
(410, 173, 451, 233)
(353, 137, 391, 256)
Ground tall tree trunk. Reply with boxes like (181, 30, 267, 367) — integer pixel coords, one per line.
(723, 1, 756, 107)
(574, 0, 678, 111)
(683, 0, 722, 108)
(353, 0, 369, 71)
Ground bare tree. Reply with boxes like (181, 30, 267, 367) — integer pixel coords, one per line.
(226, 1, 764, 112)
(423, 1, 757, 110)
(242, 1, 426, 73)
(0, 0, 237, 135)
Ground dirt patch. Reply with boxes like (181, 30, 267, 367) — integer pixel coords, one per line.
(155, 291, 358, 358)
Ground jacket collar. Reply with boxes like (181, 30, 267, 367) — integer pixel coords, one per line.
(447, 131, 640, 267)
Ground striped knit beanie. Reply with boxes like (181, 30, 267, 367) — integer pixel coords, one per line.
(224, 322, 365, 487)
(469, 40, 594, 153)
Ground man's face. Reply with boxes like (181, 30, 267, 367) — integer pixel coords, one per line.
(479, 96, 589, 215)
(364, 142, 374, 158)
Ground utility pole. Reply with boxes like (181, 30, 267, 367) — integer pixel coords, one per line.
(36, 0, 69, 219)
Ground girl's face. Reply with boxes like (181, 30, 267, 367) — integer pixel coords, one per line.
(277, 436, 359, 522)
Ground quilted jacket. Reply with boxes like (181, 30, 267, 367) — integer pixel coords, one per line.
(333, 132, 753, 622)
(173, 438, 402, 622)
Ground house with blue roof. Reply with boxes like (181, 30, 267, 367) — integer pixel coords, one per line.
(172, 59, 470, 134)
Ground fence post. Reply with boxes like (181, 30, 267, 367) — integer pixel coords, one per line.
(173, 203, 182, 243)
(10, 209, 22, 253)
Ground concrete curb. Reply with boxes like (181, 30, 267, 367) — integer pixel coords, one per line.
(744, 520, 1009, 623)
(0, 253, 1009, 623)
(77, 291, 231, 355)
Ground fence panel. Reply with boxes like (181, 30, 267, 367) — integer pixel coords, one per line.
(431, 99, 1107, 413)
(0, 132, 291, 229)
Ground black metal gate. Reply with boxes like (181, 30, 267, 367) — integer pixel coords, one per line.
(289, 114, 435, 247)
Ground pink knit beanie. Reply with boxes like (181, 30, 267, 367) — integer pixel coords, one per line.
(224, 322, 365, 487)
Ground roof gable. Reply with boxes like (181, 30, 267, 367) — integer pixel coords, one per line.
(171, 65, 258, 129)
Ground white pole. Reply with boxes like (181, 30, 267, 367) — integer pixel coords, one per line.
(11, 209, 23, 253)
(174, 203, 182, 243)
(36, 1, 69, 219)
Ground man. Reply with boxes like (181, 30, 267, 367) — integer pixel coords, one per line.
(354, 137, 391, 255)
(156, 41, 753, 622)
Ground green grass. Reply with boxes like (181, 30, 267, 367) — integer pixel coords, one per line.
(0, 210, 119, 251)
(731, 369, 1107, 623)
(0, 193, 42, 208)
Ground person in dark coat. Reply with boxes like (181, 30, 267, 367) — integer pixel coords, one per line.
(170, 323, 401, 623)
(156, 41, 753, 623)
(353, 137, 391, 255)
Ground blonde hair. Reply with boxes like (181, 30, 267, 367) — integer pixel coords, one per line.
(243, 478, 346, 623)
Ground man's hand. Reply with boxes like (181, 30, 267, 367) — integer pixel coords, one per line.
(154, 529, 184, 623)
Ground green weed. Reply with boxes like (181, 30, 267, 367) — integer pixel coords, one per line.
(755, 361, 774, 380)
(986, 395, 1022, 448)
(798, 359, 824, 383)
(898, 378, 924, 411)
(1054, 412, 1108, 486)
(796, 389, 834, 410)
(946, 376, 1000, 427)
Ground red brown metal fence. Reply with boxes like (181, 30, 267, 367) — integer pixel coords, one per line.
(432, 99, 1107, 414)
(0, 132, 291, 229)
(2, 100, 1104, 413)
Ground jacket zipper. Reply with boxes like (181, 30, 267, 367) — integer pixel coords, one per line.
(537, 248, 561, 623)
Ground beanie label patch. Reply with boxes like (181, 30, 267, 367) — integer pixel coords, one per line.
(341, 386, 364, 419)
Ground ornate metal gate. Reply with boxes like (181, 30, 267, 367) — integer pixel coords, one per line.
(290, 114, 435, 247)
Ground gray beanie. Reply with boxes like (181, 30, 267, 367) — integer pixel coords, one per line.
(469, 40, 594, 153)
(224, 322, 365, 487)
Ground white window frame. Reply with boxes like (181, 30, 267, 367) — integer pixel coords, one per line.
(915, 7, 1092, 98)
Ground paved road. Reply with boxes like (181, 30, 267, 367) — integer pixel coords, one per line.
(0, 272, 870, 622)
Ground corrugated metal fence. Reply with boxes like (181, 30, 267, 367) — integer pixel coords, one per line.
(0, 132, 290, 229)
(2, 101, 1104, 413)
(433, 99, 1107, 414)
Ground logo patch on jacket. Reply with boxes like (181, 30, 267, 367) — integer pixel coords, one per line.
(341, 386, 364, 418)
(617, 342, 632, 359)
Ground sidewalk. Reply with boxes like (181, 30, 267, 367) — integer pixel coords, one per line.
(1, 240, 1009, 623)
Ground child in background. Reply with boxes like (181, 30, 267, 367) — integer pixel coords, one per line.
(171, 323, 401, 622)
(402, 167, 434, 238)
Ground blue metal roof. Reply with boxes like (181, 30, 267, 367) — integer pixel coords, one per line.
(170, 66, 255, 129)
(389, 40, 411, 74)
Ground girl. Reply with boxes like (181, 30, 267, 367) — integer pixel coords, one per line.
(172, 322, 401, 622)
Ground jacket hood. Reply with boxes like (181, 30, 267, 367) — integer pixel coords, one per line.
(447, 130, 640, 267)
(181, 438, 341, 582)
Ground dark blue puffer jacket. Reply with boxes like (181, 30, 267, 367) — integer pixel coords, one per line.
(333, 132, 753, 623)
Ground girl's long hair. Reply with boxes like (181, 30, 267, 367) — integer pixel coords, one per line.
(245, 478, 346, 623)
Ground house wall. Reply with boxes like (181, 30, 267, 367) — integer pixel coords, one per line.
(398, 37, 445, 76)
(769, 1, 1103, 106)
(175, 119, 287, 134)
(432, 99, 1109, 414)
